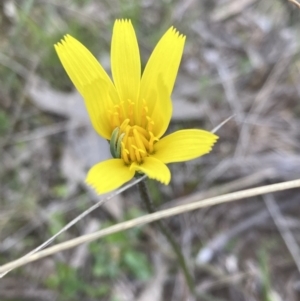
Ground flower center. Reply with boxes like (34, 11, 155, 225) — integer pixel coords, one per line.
(108, 100, 158, 164)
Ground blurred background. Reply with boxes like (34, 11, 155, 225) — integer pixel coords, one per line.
(1, 0, 300, 300)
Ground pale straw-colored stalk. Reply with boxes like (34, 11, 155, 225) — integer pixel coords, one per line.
(289, 0, 300, 9)
(0, 174, 147, 278)
(1, 178, 300, 275)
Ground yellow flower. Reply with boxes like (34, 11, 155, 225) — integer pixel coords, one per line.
(55, 19, 218, 194)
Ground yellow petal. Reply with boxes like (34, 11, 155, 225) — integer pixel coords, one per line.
(55, 35, 116, 99)
(140, 26, 185, 104)
(86, 159, 135, 194)
(111, 19, 141, 105)
(151, 77, 172, 138)
(81, 79, 113, 139)
(152, 129, 218, 163)
(131, 157, 170, 185)
(55, 35, 119, 139)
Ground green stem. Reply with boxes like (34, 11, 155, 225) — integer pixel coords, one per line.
(137, 179, 195, 294)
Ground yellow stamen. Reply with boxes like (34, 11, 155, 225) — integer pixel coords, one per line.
(127, 99, 135, 125)
(108, 96, 159, 164)
(133, 125, 149, 138)
(146, 116, 154, 132)
(148, 132, 158, 153)
(133, 129, 147, 154)
(120, 118, 130, 132)
(132, 145, 141, 163)
(128, 136, 136, 162)
(113, 112, 120, 128)
(121, 142, 130, 164)
(141, 99, 148, 128)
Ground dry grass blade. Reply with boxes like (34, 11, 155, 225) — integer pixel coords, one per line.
(1, 178, 300, 275)
(211, 115, 235, 134)
(289, 0, 300, 9)
(0, 174, 147, 278)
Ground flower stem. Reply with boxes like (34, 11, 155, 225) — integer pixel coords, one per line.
(137, 179, 195, 294)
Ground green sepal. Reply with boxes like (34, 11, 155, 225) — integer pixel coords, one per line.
(116, 133, 125, 158)
(110, 127, 120, 158)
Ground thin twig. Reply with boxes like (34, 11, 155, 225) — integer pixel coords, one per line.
(1, 178, 300, 275)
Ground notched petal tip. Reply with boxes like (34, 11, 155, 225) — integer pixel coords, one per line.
(112, 16, 140, 106)
(152, 129, 219, 164)
(115, 18, 132, 25)
(140, 24, 186, 106)
(151, 174, 170, 185)
(169, 26, 186, 42)
(85, 159, 135, 194)
(54, 34, 72, 47)
(130, 157, 171, 185)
